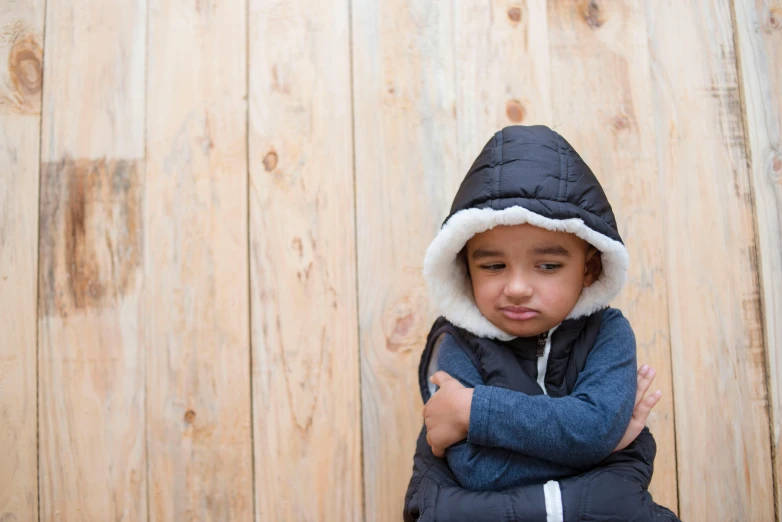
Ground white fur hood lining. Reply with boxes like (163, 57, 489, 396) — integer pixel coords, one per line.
(423, 206, 629, 341)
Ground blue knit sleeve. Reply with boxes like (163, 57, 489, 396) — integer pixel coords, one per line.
(436, 334, 575, 490)
(467, 308, 638, 468)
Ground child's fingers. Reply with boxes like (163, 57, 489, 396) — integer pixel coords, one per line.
(634, 365, 656, 408)
(429, 371, 455, 387)
(636, 365, 648, 386)
(426, 431, 445, 457)
(633, 390, 663, 423)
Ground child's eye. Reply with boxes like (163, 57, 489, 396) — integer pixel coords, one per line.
(538, 263, 562, 273)
(480, 263, 505, 272)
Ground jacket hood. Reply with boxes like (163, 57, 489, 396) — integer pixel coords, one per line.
(423, 125, 629, 341)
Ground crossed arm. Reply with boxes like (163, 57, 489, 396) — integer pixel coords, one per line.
(423, 314, 662, 489)
(426, 363, 661, 455)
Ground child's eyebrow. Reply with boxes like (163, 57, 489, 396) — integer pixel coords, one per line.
(471, 248, 504, 260)
(531, 244, 572, 257)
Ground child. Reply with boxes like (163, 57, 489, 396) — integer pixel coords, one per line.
(403, 125, 679, 521)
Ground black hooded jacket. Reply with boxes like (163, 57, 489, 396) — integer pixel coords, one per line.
(403, 126, 680, 521)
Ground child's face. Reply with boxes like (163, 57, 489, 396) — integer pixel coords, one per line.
(465, 224, 600, 338)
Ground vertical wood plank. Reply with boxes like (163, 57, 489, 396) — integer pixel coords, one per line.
(248, 1, 362, 520)
(145, 0, 253, 520)
(545, 0, 678, 510)
(37, 0, 148, 519)
(0, 1, 43, 520)
(454, 0, 552, 171)
(352, 3, 459, 520)
(646, 0, 774, 519)
(732, 0, 782, 516)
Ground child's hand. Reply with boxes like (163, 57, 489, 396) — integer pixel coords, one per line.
(424, 371, 474, 457)
(613, 365, 662, 453)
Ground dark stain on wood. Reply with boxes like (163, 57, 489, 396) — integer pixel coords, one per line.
(39, 158, 142, 316)
(706, 44, 751, 199)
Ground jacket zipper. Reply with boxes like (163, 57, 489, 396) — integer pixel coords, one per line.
(536, 331, 548, 357)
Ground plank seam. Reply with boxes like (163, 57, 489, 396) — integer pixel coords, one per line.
(347, 0, 365, 519)
(143, 0, 150, 520)
(642, 3, 682, 515)
(245, 0, 258, 518)
(36, 0, 49, 519)
(728, 2, 779, 521)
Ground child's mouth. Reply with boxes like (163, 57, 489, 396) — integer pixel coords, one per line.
(500, 306, 539, 321)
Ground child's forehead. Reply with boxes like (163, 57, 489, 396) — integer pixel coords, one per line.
(466, 224, 586, 249)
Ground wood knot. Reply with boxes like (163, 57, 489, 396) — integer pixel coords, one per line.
(9, 36, 42, 95)
(263, 150, 278, 172)
(580, 0, 604, 29)
(505, 99, 526, 123)
(386, 312, 415, 352)
(767, 8, 781, 31)
(9, 35, 43, 98)
(507, 6, 522, 23)
(611, 114, 631, 132)
(184, 409, 196, 424)
(292, 237, 303, 257)
(771, 149, 782, 182)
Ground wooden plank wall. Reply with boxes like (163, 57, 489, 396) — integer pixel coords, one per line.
(733, 0, 782, 518)
(1, 1, 780, 521)
(145, 0, 253, 519)
(0, 1, 43, 521)
(37, 0, 148, 520)
(248, 0, 362, 520)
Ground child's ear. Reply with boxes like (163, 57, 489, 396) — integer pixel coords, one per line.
(583, 247, 602, 288)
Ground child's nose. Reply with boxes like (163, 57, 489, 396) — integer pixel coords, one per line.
(504, 271, 533, 298)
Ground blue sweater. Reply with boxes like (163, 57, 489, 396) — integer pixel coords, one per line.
(437, 308, 637, 491)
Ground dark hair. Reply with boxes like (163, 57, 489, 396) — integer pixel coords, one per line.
(457, 246, 470, 280)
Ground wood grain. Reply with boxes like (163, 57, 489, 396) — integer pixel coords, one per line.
(646, 0, 774, 519)
(37, 0, 148, 520)
(546, 0, 678, 510)
(145, 0, 253, 520)
(732, 0, 782, 516)
(248, 0, 362, 520)
(0, 1, 43, 520)
(454, 0, 552, 171)
(352, 3, 460, 520)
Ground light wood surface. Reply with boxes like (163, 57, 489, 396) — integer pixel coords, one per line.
(733, 1, 782, 517)
(352, 3, 461, 520)
(646, 0, 774, 519)
(0, 1, 43, 520)
(454, 0, 552, 171)
(145, 0, 253, 520)
(546, 1, 678, 510)
(37, 0, 148, 520)
(2, 0, 779, 519)
(248, 0, 363, 520)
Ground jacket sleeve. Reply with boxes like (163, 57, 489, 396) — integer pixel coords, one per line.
(467, 308, 637, 468)
(437, 334, 576, 490)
